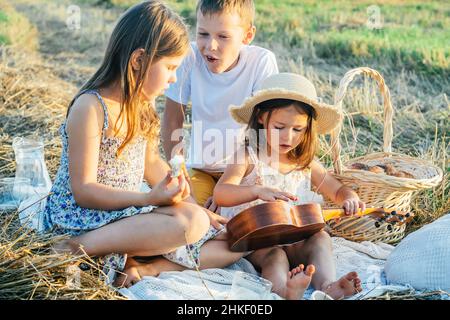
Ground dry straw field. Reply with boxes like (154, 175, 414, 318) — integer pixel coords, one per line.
(0, 0, 448, 299)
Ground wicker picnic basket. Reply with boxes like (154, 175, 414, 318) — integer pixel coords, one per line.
(323, 67, 443, 244)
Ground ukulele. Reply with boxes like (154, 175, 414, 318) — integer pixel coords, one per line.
(226, 201, 413, 252)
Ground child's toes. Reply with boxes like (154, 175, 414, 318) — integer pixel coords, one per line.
(129, 278, 139, 287)
(113, 275, 125, 288)
(125, 276, 140, 288)
(295, 264, 304, 274)
(305, 264, 316, 276)
(347, 271, 358, 280)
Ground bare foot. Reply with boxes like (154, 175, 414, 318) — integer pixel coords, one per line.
(322, 272, 362, 300)
(113, 257, 160, 288)
(285, 264, 315, 300)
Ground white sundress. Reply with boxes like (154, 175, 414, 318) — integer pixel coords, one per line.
(220, 146, 324, 220)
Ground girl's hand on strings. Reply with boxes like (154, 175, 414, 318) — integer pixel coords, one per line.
(254, 186, 298, 202)
(147, 171, 190, 206)
(342, 197, 366, 216)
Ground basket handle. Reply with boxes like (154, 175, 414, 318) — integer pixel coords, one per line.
(330, 67, 394, 175)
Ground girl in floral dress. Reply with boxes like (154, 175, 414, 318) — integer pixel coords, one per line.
(42, 1, 232, 286)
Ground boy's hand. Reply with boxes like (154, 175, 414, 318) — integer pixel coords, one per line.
(342, 197, 366, 216)
(203, 207, 228, 230)
(204, 196, 221, 214)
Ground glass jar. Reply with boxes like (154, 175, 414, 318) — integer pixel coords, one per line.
(0, 177, 31, 210)
(12, 137, 52, 198)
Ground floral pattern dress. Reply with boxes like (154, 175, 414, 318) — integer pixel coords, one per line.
(42, 89, 217, 284)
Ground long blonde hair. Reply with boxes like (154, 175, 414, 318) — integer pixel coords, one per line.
(68, 1, 189, 155)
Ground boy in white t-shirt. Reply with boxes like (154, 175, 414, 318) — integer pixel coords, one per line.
(163, 0, 279, 211)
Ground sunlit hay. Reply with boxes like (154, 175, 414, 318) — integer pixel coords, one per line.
(0, 210, 125, 300)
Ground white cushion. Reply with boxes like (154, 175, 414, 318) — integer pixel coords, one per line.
(385, 214, 450, 291)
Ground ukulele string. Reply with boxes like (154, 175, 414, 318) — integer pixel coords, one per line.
(177, 83, 215, 300)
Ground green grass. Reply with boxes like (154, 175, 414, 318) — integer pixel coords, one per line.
(0, 2, 38, 49)
(0, 9, 11, 45)
(0, 34, 9, 45)
(150, 0, 449, 78)
(0, 9, 8, 22)
(81, 0, 449, 77)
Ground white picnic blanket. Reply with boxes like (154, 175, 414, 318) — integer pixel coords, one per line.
(118, 237, 412, 300)
(19, 193, 448, 299)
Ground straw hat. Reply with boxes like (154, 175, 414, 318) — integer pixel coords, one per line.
(229, 73, 343, 134)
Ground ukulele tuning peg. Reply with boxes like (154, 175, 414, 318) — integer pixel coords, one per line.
(405, 212, 411, 218)
(391, 211, 397, 215)
(374, 221, 381, 228)
(387, 224, 393, 231)
(398, 216, 404, 222)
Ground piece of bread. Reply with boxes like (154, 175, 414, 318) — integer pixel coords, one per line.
(401, 171, 414, 179)
(384, 163, 397, 176)
(350, 163, 370, 171)
(368, 165, 385, 174)
(169, 155, 186, 178)
(392, 171, 415, 179)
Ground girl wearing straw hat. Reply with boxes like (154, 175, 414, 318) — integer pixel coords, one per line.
(214, 73, 364, 299)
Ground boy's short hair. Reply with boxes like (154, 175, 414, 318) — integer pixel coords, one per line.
(196, 0, 255, 28)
